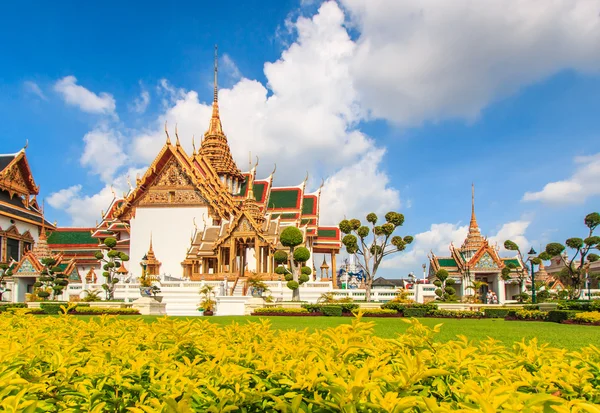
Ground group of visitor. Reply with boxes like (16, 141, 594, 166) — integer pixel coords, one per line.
(485, 291, 498, 304)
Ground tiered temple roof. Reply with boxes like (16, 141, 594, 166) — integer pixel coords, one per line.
(429, 186, 523, 279)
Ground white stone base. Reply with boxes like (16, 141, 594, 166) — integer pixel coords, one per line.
(132, 297, 167, 316)
(215, 296, 253, 316)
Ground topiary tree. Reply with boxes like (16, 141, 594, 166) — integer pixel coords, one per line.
(95, 237, 129, 300)
(432, 269, 457, 302)
(339, 212, 413, 302)
(0, 264, 13, 301)
(535, 212, 600, 300)
(277, 227, 311, 301)
(35, 258, 69, 301)
(501, 240, 534, 295)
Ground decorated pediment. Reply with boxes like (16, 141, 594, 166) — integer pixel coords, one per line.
(4, 225, 21, 237)
(137, 158, 209, 207)
(14, 255, 41, 275)
(474, 252, 499, 269)
(0, 152, 39, 196)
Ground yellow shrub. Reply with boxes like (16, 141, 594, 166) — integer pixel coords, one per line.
(0, 314, 599, 411)
(574, 311, 600, 324)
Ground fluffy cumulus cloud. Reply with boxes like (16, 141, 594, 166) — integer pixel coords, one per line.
(523, 152, 600, 204)
(341, 0, 600, 125)
(48, 168, 145, 227)
(54, 76, 116, 115)
(80, 126, 128, 182)
(51, 1, 399, 226)
(131, 88, 150, 114)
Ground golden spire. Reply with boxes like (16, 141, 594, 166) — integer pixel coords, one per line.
(461, 183, 484, 253)
(470, 183, 478, 229)
(192, 135, 196, 155)
(206, 44, 223, 136)
(198, 44, 243, 183)
(32, 200, 52, 259)
(149, 232, 154, 252)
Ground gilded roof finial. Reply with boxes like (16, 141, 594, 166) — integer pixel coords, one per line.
(248, 151, 252, 170)
(192, 135, 196, 155)
(470, 183, 477, 229)
(205, 45, 223, 136)
(149, 232, 154, 252)
(214, 44, 218, 103)
(24, 139, 28, 150)
(175, 123, 180, 146)
(164, 121, 171, 145)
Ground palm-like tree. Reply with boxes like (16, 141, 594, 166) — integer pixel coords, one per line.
(466, 281, 488, 303)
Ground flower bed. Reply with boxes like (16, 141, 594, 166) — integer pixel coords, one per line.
(0, 314, 599, 411)
(430, 309, 484, 319)
(565, 311, 600, 326)
(252, 307, 311, 316)
(505, 309, 547, 321)
(72, 307, 140, 315)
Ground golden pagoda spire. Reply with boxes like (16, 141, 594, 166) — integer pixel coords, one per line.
(470, 183, 478, 230)
(206, 44, 223, 136)
(32, 200, 52, 259)
(461, 183, 484, 254)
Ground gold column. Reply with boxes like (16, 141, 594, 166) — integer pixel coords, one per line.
(229, 238, 235, 275)
(331, 250, 337, 287)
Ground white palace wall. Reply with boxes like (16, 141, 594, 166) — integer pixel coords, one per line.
(129, 206, 209, 277)
(0, 216, 40, 242)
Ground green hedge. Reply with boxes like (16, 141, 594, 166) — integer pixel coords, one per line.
(0, 303, 27, 313)
(431, 309, 483, 318)
(381, 302, 438, 314)
(302, 303, 359, 313)
(557, 301, 600, 312)
(547, 310, 580, 323)
(40, 303, 69, 314)
(404, 308, 429, 317)
(322, 306, 343, 317)
(483, 308, 512, 318)
(254, 307, 308, 314)
(522, 304, 540, 310)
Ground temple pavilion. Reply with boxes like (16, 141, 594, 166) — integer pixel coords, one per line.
(89, 55, 342, 283)
(428, 185, 525, 302)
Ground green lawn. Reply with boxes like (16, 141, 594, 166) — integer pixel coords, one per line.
(90, 315, 599, 351)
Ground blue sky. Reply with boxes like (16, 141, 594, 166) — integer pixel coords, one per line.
(2, 0, 600, 277)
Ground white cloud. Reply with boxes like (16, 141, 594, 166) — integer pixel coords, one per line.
(488, 220, 531, 253)
(319, 148, 399, 224)
(80, 126, 128, 182)
(382, 223, 468, 276)
(54, 76, 116, 115)
(47, 185, 82, 209)
(131, 87, 150, 114)
(341, 0, 600, 125)
(523, 152, 600, 204)
(23, 81, 47, 100)
(52, 1, 399, 227)
(48, 168, 145, 226)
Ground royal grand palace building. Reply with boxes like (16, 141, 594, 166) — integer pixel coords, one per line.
(1, 62, 342, 296)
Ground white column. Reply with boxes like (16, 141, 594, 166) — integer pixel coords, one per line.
(497, 278, 506, 304)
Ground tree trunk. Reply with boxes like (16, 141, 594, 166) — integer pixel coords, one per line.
(365, 278, 372, 302)
(290, 247, 300, 302)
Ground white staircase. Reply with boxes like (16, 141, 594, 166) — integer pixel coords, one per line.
(232, 278, 246, 297)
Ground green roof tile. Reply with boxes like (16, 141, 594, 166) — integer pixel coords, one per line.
(268, 189, 299, 209)
(48, 230, 98, 245)
(317, 229, 338, 238)
(437, 258, 458, 267)
(302, 197, 315, 215)
(254, 182, 265, 201)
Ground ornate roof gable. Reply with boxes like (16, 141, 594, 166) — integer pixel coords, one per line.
(113, 141, 238, 220)
(212, 209, 275, 252)
(0, 149, 39, 196)
(468, 240, 504, 270)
